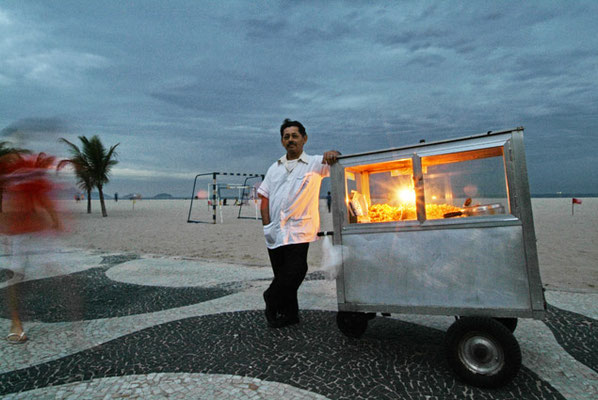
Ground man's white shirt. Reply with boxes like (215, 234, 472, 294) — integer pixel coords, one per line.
(257, 152, 329, 249)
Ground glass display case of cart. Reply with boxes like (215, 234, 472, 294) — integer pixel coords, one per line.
(344, 147, 509, 224)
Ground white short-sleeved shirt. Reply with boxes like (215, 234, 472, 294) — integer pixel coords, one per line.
(257, 152, 329, 249)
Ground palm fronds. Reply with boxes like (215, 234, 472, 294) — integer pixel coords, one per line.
(58, 135, 119, 216)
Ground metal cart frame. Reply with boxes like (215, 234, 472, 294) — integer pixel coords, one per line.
(328, 127, 545, 388)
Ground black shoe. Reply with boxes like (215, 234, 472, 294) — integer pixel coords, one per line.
(267, 314, 300, 329)
(263, 292, 277, 324)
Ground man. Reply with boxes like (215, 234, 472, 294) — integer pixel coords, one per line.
(257, 119, 340, 328)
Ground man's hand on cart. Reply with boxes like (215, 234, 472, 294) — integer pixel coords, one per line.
(322, 150, 341, 165)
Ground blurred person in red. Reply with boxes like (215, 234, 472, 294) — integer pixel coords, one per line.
(0, 152, 63, 344)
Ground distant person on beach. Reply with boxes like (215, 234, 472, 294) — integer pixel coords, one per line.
(114, 192, 118, 202)
(326, 191, 332, 213)
(258, 119, 340, 328)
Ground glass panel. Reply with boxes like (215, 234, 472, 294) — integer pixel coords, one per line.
(421, 147, 509, 219)
(344, 158, 416, 223)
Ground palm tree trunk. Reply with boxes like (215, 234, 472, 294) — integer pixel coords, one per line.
(98, 185, 107, 217)
(86, 189, 92, 214)
(0, 188, 3, 213)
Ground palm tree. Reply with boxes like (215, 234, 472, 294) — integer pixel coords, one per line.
(0, 141, 30, 213)
(57, 138, 94, 214)
(58, 135, 119, 217)
(82, 136, 119, 217)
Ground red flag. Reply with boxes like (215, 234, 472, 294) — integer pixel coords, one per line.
(572, 198, 582, 204)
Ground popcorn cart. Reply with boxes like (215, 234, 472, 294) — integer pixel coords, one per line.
(328, 127, 544, 388)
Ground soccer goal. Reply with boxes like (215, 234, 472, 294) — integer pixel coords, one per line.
(187, 172, 264, 224)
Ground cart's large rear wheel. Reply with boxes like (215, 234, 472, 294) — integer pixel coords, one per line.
(494, 317, 518, 333)
(455, 316, 518, 333)
(336, 311, 369, 338)
(446, 317, 521, 388)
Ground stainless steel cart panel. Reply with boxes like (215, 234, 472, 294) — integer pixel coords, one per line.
(330, 127, 544, 319)
(340, 225, 531, 314)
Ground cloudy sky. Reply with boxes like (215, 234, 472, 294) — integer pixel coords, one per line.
(1, 1, 597, 197)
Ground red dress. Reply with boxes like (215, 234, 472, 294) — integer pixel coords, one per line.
(1, 153, 59, 235)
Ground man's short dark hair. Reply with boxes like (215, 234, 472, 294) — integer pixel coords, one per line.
(280, 119, 306, 137)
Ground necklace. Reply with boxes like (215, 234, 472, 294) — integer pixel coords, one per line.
(285, 158, 298, 173)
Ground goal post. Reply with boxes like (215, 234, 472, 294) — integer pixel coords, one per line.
(237, 175, 263, 220)
(187, 172, 264, 224)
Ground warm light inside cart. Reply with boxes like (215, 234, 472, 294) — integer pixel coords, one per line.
(343, 146, 510, 223)
(395, 187, 416, 205)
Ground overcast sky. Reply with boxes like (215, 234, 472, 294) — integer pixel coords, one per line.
(1, 1, 597, 196)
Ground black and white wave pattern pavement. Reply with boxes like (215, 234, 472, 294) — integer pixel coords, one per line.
(1, 248, 596, 399)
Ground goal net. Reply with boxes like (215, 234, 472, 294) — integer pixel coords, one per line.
(187, 172, 264, 224)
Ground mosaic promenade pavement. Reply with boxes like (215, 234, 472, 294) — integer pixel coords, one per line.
(0, 247, 597, 399)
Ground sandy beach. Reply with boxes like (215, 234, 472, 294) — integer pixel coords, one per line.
(57, 197, 597, 293)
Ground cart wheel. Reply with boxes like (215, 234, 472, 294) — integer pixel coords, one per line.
(494, 317, 518, 333)
(336, 311, 369, 338)
(445, 317, 521, 388)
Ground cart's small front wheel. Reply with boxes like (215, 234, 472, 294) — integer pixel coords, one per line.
(336, 311, 369, 338)
(446, 317, 521, 388)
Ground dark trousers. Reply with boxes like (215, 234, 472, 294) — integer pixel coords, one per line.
(264, 242, 309, 320)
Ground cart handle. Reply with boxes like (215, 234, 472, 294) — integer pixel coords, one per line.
(317, 231, 334, 237)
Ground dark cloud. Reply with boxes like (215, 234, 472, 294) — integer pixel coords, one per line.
(509, 51, 586, 82)
(151, 79, 284, 116)
(1, 117, 67, 137)
(377, 29, 448, 48)
(406, 53, 446, 68)
(149, 65, 325, 119)
(481, 11, 504, 22)
(1, 1, 597, 196)
(243, 19, 286, 40)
